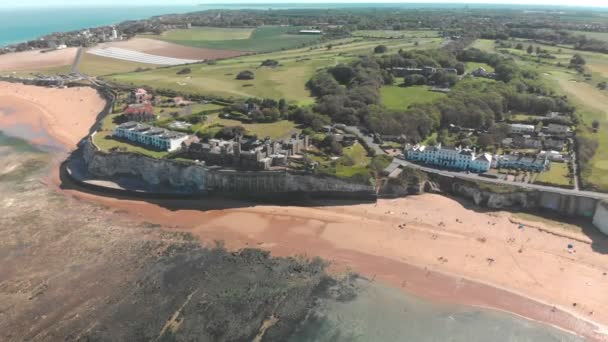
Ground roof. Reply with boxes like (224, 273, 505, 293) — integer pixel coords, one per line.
(125, 103, 155, 115)
(475, 153, 492, 163)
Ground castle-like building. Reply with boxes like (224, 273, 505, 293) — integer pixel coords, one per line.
(188, 133, 310, 171)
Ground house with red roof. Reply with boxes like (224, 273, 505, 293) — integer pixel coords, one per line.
(124, 103, 156, 122)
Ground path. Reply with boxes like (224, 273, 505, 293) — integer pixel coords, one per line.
(70, 47, 84, 74)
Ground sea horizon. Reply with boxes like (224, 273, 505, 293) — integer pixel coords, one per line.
(1, 3, 607, 47)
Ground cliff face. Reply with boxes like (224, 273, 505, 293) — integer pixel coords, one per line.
(84, 140, 208, 190)
(82, 139, 374, 195)
(449, 182, 536, 209)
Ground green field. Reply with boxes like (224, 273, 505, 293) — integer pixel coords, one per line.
(465, 62, 494, 73)
(380, 85, 445, 110)
(140, 26, 322, 53)
(568, 30, 608, 43)
(534, 162, 572, 188)
(142, 27, 254, 42)
(352, 30, 440, 39)
(194, 113, 299, 140)
(109, 37, 441, 104)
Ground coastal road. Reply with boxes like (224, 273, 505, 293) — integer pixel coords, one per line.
(391, 158, 608, 201)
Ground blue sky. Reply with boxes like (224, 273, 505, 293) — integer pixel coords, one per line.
(3, 0, 607, 8)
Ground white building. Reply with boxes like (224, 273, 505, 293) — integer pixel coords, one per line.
(405, 144, 492, 173)
(113, 122, 189, 152)
(111, 27, 118, 40)
(538, 150, 565, 162)
(299, 29, 322, 34)
(510, 123, 536, 134)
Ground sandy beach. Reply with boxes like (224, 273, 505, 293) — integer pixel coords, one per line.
(0, 48, 78, 72)
(0, 82, 105, 149)
(1, 82, 608, 340)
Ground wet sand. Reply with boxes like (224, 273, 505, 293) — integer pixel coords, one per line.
(0, 82, 105, 149)
(1, 82, 608, 341)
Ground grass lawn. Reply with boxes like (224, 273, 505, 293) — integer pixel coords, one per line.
(315, 142, 372, 179)
(79, 53, 161, 76)
(140, 26, 322, 53)
(142, 27, 254, 42)
(109, 37, 440, 105)
(534, 163, 572, 188)
(198, 113, 299, 140)
(380, 85, 445, 110)
(470, 39, 496, 52)
(465, 62, 494, 73)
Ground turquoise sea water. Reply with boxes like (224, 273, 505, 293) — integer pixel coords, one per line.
(1, 3, 606, 47)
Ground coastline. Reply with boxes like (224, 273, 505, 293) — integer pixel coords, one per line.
(1, 82, 608, 341)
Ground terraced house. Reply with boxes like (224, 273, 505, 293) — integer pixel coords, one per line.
(113, 122, 189, 152)
(405, 144, 492, 173)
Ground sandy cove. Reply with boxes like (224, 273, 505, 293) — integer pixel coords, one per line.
(1, 82, 608, 340)
(0, 82, 105, 149)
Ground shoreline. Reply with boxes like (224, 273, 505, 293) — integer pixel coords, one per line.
(2, 82, 608, 341)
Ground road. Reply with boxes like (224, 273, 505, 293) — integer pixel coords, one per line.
(343, 126, 385, 156)
(71, 47, 84, 74)
(391, 158, 608, 201)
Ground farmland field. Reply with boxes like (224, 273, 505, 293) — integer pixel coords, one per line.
(143, 27, 254, 42)
(79, 53, 162, 76)
(380, 85, 445, 110)
(140, 26, 322, 53)
(109, 37, 440, 104)
(352, 30, 440, 39)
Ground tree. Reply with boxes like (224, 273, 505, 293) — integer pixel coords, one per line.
(455, 62, 465, 75)
(515, 43, 524, 50)
(321, 135, 343, 155)
(592, 120, 600, 131)
(176, 67, 191, 75)
(236, 70, 255, 80)
(526, 45, 534, 54)
(374, 45, 388, 53)
(260, 59, 279, 67)
(403, 74, 427, 86)
(570, 54, 586, 66)
(598, 81, 607, 90)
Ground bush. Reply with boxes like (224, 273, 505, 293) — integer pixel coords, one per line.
(236, 70, 255, 80)
(176, 67, 192, 75)
(260, 59, 279, 67)
(374, 45, 388, 54)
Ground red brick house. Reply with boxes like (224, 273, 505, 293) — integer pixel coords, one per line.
(124, 103, 156, 122)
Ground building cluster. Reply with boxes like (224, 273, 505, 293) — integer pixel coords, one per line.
(501, 122, 571, 161)
(187, 134, 310, 170)
(404, 143, 553, 173)
(113, 122, 191, 152)
(405, 144, 493, 173)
